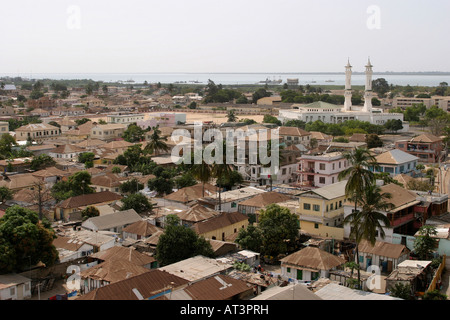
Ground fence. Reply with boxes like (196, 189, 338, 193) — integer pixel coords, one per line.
(426, 254, 446, 292)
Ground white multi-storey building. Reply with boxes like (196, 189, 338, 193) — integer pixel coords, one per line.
(294, 151, 349, 188)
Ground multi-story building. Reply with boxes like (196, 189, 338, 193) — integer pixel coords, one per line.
(296, 180, 347, 239)
(344, 183, 420, 241)
(90, 123, 127, 141)
(27, 96, 57, 109)
(0, 121, 9, 134)
(278, 126, 311, 147)
(15, 123, 61, 142)
(106, 113, 145, 125)
(395, 133, 445, 164)
(295, 151, 348, 188)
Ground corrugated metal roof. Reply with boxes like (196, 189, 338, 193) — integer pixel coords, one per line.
(173, 274, 253, 300)
(76, 269, 189, 300)
(315, 283, 401, 300)
(252, 283, 322, 300)
(159, 255, 233, 282)
(83, 209, 142, 230)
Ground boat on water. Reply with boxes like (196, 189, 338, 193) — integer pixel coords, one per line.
(257, 77, 283, 85)
(325, 80, 335, 83)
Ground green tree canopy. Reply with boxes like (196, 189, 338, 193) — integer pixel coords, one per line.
(257, 204, 300, 259)
(51, 171, 95, 201)
(119, 178, 144, 195)
(81, 206, 100, 221)
(155, 215, 214, 266)
(413, 225, 438, 260)
(235, 224, 264, 253)
(30, 154, 56, 171)
(123, 123, 145, 143)
(0, 206, 58, 274)
(120, 193, 152, 214)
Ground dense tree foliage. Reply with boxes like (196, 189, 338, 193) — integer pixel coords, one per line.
(120, 193, 152, 214)
(0, 206, 58, 274)
(156, 215, 214, 266)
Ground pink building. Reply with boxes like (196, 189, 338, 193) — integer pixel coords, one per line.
(294, 152, 348, 188)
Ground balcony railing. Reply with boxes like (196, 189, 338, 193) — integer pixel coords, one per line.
(391, 213, 415, 227)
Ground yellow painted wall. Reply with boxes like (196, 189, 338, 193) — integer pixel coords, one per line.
(199, 220, 249, 241)
(300, 220, 345, 240)
(297, 193, 346, 239)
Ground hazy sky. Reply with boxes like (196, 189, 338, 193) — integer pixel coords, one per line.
(1, 0, 449, 74)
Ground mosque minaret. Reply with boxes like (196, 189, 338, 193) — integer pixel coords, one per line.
(343, 58, 352, 112)
(362, 57, 373, 113)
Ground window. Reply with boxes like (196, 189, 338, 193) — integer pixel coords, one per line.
(319, 177, 325, 184)
(10, 287, 15, 296)
(303, 203, 311, 210)
(313, 204, 320, 212)
(314, 223, 319, 229)
(384, 167, 394, 173)
(330, 203, 334, 210)
(339, 200, 342, 207)
(287, 267, 291, 273)
(319, 163, 325, 170)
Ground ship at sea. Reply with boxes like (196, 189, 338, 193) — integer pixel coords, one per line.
(257, 77, 283, 85)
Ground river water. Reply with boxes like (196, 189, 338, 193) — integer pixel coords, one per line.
(1, 72, 450, 87)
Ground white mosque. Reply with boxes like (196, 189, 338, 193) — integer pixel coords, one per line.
(278, 59, 408, 132)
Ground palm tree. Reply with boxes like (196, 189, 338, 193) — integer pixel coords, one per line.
(344, 183, 392, 289)
(338, 147, 379, 289)
(189, 149, 213, 198)
(338, 147, 379, 213)
(144, 126, 169, 156)
(211, 140, 235, 212)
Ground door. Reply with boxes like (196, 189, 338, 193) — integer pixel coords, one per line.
(296, 269, 303, 280)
